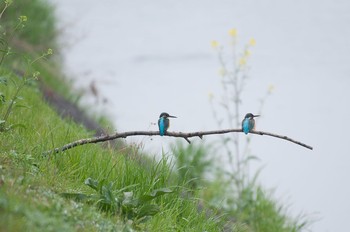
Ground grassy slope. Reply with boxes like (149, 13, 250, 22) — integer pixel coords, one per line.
(0, 0, 309, 231)
(0, 73, 220, 231)
(0, 2, 220, 230)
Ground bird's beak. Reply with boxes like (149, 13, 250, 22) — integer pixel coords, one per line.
(168, 115, 177, 118)
(253, 114, 260, 117)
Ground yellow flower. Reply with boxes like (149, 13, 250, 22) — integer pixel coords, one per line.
(239, 57, 246, 66)
(218, 67, 226, 77)
(208, 92, 214, 101)
(228, 28, 237, 37)
(47, 48, 53, 55)
(249, 38, 256, 46)
(32, 71, 40, 79)
(244, 49, 251, 57)
(211, 40, 219, 48)
(19, 15, 27, 22)
(268, 84, 275, 94)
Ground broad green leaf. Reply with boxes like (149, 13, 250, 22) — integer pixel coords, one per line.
(137, 204, 160, 218)
(60, 193, 89, 201)
(0, 76, 7, 85)
(101, 185, 115, 205)
(84, 177, 99, 191)
(140, 188, 173, 202)
(122, 191, 138, 208)
(97, 178, 108, 193)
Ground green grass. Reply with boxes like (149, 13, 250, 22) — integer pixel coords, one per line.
(171, 143, 310, 232)
(0, 71, 223, 231)
(0, 0, 310, 231)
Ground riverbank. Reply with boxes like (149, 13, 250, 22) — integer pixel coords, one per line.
(0, 1, 310, 231)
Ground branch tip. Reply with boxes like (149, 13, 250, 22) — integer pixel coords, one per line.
(184, 137, 191, 144)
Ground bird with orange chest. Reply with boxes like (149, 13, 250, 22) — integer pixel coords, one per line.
(158, 112, 177, 136)
(242, 113, 260, 134)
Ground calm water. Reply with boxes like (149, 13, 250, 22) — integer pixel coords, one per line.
(50, 0, 350, 231)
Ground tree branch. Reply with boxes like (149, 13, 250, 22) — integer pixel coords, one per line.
(43, 129, 313, 155)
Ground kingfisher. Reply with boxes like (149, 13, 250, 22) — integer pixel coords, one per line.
(242, 113, 260, 134)
(158, 112, 177, 136)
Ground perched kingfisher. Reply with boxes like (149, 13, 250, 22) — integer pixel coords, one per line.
(158, 112, 177, 136)
(242, 113, 260, 134)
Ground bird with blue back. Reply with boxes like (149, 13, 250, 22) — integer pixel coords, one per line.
(158, 112, 177, 136)
(242, 113, 260, 134)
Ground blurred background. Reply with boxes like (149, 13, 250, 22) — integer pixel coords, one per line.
(50, 0, 350, 231)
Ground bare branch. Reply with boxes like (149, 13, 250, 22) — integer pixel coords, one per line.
(250, 130, 313, 150)
(43, 129, 313, 155)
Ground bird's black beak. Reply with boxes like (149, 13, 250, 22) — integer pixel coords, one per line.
(168, 115, 177, 118)
(253, 114, 260, 117)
